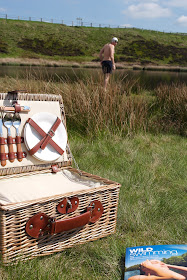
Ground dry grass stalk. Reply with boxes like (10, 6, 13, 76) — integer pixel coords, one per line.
(154, 83, 187, 135)
(0, 74, 186, 135)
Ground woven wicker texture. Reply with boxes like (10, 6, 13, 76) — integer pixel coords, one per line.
(0, 168, 120, 264)
(0, 92, 120, 264)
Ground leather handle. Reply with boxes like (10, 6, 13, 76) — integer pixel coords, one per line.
(25, 200, 103, 238)
(51, 211, 91, 234)
(0, 137, 6, 166)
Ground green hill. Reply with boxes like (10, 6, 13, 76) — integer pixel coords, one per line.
(0, 18, 187, 66)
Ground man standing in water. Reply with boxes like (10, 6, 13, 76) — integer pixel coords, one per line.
(99, 37, 118, 91)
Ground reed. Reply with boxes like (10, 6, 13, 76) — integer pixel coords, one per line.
(0, 74, 186, 136)
(58, 76, 149, 135)
(153, 83, 187, 135)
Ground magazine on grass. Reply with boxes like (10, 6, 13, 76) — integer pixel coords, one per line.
(125, 245, 187, 280)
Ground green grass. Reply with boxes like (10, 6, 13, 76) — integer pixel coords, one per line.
(70, 133, 187, 246)
(0, 133, 186, 279)
(0, 18, 187, 66)
(0, 76, 186, 278)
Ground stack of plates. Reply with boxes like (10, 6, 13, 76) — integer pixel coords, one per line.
(24, 112, 67, 162)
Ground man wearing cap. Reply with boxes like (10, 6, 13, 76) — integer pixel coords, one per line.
(99, 37, 118, 91)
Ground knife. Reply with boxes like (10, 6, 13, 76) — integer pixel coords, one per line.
(0, 105, 30, 112)
(0, 117, 6, 166)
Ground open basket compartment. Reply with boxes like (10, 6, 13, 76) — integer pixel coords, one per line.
(0, 91, 120, 264)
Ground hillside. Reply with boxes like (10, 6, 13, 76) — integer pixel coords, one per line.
(0, 18, 187, 67)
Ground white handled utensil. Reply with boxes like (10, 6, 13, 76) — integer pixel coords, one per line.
(3, 113, 15, 163)
(12, 113, 23, 162)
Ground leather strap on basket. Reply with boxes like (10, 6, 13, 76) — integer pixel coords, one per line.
(57, 197, 79, 214)
(0, 137, 7, 166)
(25, 200, 103, 238)
(0, 137, 6, 145)
(0, 137, 23, 145)
(15, 136, 22, 144)
(26, 117, 64, 156)
(14, 103, 21, 113)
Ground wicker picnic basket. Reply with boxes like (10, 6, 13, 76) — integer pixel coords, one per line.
(0, 91, 120, 264)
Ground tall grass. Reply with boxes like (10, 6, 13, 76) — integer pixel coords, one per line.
(0, 73, 186, 136)
(0, 133, 186, 280)
(0, 74, 186, 279)
(153, 83, 187, 135)
(58, 75, 150, 135)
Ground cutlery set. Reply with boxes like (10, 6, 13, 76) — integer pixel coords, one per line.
(0, 105, 30, 113)
(0, 109, 27, 166)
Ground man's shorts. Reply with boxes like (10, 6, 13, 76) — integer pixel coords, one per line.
(102, 60, 113, 74)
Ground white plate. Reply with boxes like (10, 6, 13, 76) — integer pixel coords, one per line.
(24, 112, 67, 162)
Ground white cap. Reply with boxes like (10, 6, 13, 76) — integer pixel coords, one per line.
(111, 37, 118, 43)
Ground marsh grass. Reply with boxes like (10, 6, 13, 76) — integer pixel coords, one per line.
(0, 75, 186, 279)
(0, 73, 186, 136)
(153, 83, 187, 135)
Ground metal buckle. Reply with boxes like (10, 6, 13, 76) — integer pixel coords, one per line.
(48, 129, 55, 138)
(66, 198, 72, 209)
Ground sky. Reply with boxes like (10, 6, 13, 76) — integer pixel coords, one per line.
(0, 0, 187, 33)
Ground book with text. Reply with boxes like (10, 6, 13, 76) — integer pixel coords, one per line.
(124, 244, 187, 280)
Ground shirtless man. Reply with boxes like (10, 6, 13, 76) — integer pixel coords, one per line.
(99, 37, 118, 91)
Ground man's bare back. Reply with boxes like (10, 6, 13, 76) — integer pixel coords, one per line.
(99, 37, 118, 90)
(99, 43, 115, 65)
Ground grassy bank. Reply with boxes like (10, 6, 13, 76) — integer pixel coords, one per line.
(0, 58, 187, 73)
(0, 133, 186, 279)
(0, 77, 186, 279)
(0, 18, 187, 67)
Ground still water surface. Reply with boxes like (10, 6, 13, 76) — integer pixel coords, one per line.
(124, 270, 140, 280)
(0, 65, 187, 90)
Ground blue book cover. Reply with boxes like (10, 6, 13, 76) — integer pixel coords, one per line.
(125, 244, 187, 280)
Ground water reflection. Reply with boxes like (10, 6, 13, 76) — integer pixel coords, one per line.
(124, 270, 140, 280)
(0, 65, 186, 90)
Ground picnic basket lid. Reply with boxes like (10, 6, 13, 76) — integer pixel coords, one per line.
(0, 91, 72, 176)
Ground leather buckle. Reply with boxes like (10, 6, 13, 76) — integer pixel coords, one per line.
(57, 197, 79, 214)
(48, 129, 55, 138)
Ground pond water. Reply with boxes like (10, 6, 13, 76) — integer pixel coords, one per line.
(0, 65, 187, 90)
(124, 270, 140, 280)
